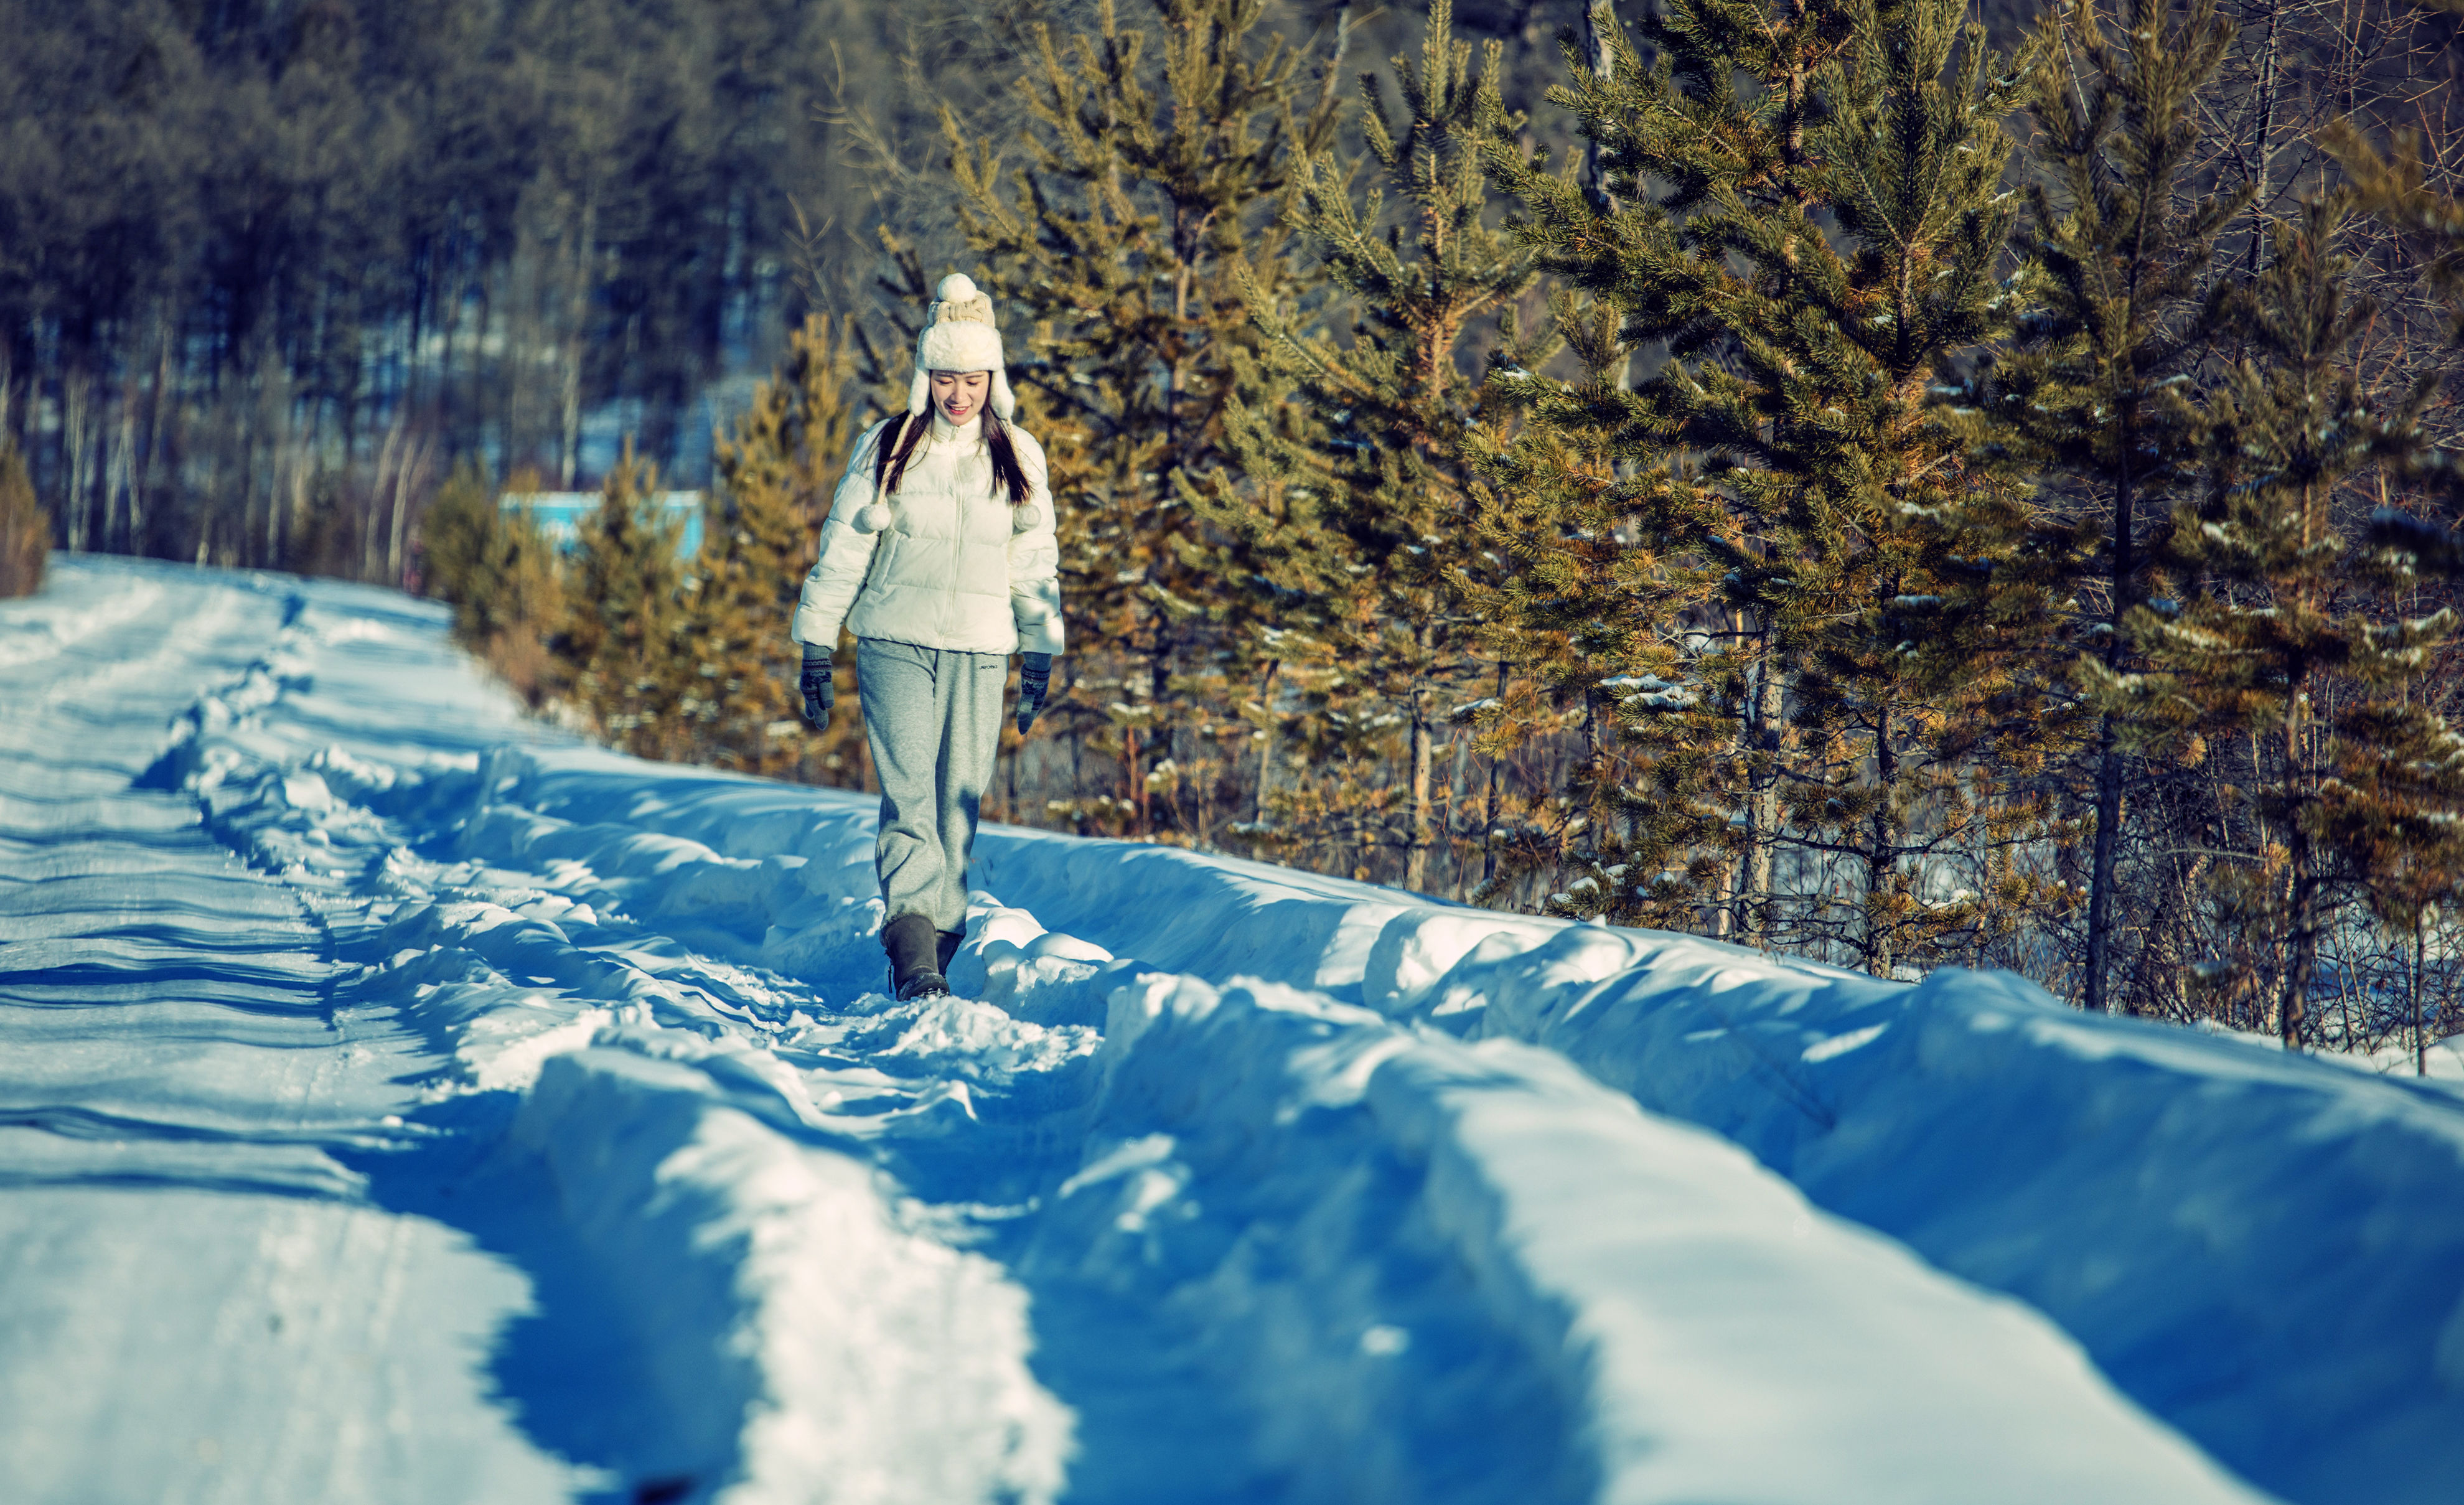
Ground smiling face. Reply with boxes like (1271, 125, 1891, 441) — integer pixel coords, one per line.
(929, 370, 991, 425)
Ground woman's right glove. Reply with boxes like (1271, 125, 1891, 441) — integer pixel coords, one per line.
(1017, 653, 1051, 735)
(800, 652, 835, 729)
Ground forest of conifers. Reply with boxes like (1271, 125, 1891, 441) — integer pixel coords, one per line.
(7, 0, 2464, 1060)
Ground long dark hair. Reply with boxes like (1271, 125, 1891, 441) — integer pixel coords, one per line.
(873, 401, 1031, 504)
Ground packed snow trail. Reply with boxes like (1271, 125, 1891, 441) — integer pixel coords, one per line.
(0, 564, 596, 1499)
(4, 560, 2453, 1503)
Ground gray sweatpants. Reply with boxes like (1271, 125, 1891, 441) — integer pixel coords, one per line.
(858, 637, 1008, 934)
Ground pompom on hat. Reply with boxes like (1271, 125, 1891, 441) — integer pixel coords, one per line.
(910, 273, 1015, 421)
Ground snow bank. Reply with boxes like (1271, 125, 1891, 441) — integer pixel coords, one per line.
(440, 742, 2458, 1504)
(1367, 914, 2464, 1505)
(65, 559, 2452, 1502)
(148, 619, 2267, 1502)
(1041, 972, 2263, 1504)
(510, 1046, 1072, 1505)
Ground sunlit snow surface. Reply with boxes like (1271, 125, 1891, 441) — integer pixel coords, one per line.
(6, 559, 2458, 1504)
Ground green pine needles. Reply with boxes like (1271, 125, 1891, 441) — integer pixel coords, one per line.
(947, 0, 1341, 840)
(2095, 197, 2462, 1044)
(1189, 0, 1535, 891)
(1490, 0, 2061, 973)
(1979, 0, 2246, 1012)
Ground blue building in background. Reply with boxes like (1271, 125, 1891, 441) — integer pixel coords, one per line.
(502, 491, 705, 558)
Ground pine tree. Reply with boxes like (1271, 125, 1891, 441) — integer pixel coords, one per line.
(2093, 195, 2463, 1049)
(1173, 335, 1371, 867)
(1974, 0, 2246, 1012)
(420, 461, 567, 706)
(1764, 0, 2064, 975)
(2319, 117, 2464, 1065)
(1490, 0, 1865, 945)
(1469, 296, 1740, 926)
(562, 439, 691, 759)
(1184, 0, 1533, 894)
(1494, 0, 2054, 973)
(690, 313, 866, 781)
(945, 0, 1339, 840)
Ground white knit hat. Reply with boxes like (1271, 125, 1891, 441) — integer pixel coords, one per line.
(909, 273, 1014, 420)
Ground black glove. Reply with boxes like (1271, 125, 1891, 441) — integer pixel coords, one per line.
(800, 654, 835, 729)
(1017, 652, 1052, 736)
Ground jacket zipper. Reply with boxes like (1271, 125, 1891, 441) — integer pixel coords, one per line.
(946, 431, 962, 644)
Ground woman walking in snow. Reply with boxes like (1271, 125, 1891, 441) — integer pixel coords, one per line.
(793, 275, 1064, 1001)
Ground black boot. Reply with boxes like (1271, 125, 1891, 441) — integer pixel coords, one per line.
(936, 929, 963, 977)
(881, 912, 949, 1001)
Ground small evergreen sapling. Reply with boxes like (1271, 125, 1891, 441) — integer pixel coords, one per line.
(696, 313, 866, 781)
(1472, 291, 1737, 927)
(562, 439, 691, 761)
(420, 461, 567, 706)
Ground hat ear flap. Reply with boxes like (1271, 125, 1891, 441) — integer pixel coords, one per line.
(990, 368, 1016, 421)
(908, 367, 930, 416)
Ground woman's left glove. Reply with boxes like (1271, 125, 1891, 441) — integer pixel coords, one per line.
(1017, 653, 1052, 735)
(800, 652, 835, 729)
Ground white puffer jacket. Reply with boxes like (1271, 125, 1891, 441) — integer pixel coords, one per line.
(790, 414, 1065, 657)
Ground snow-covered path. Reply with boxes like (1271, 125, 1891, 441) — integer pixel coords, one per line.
(4, 560, 2460, 1504)
(0, 566, 591, 1499)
